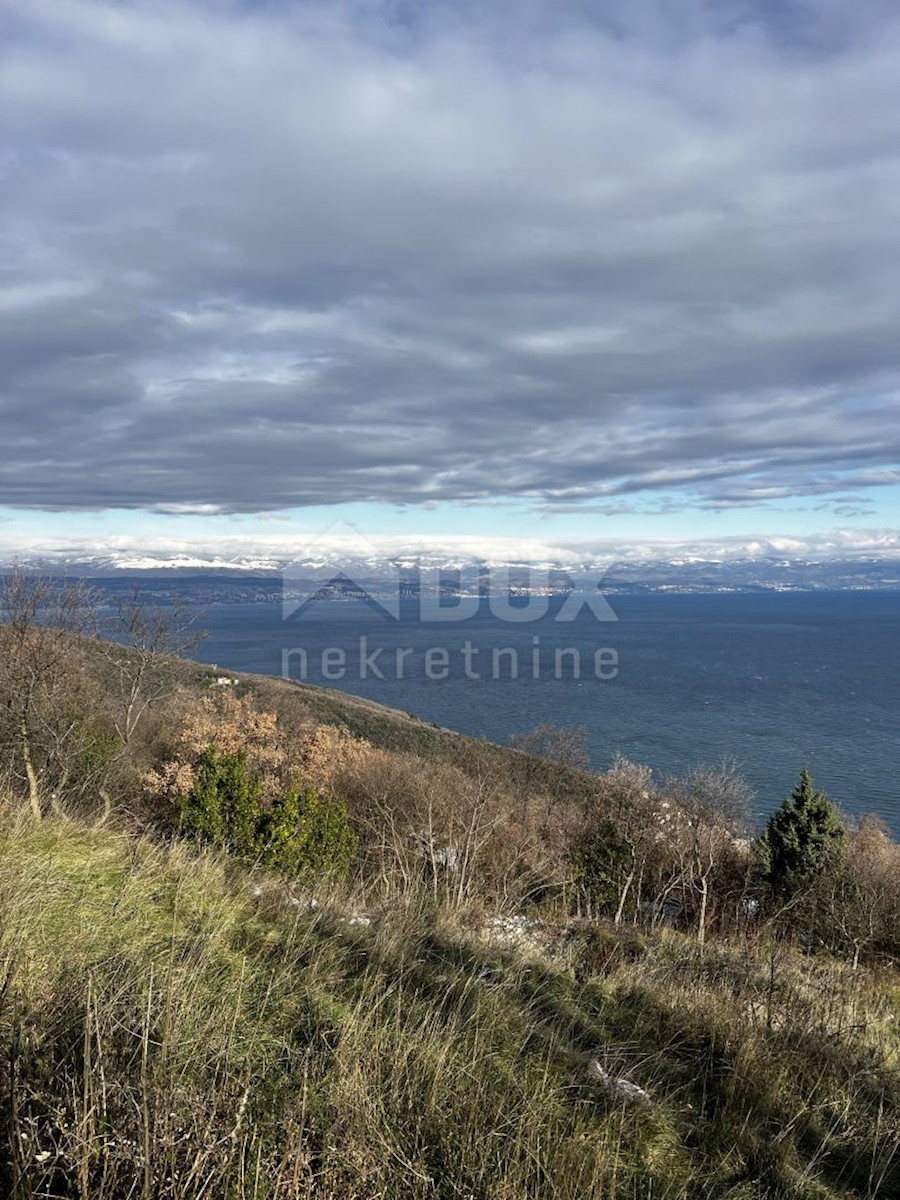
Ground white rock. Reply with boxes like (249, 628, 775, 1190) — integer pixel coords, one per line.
(584, 1059, 649, 1103)
(486, 914, 544, 943)
(612, 1078, 650, 1102)
(584, 1059, 610, 1084)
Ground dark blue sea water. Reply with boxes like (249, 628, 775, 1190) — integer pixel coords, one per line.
(194, 592, 900, 830)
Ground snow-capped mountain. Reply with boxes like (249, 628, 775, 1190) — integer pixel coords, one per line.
(3, 541, 900, 594)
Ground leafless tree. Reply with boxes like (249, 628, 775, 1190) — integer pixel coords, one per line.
(664, 759, 752, 945)
(509, 722, 590, 771)
(0, 573, 207, 822)
(813, 815, 900, 968)
(100, 589, 207, 749)
(0, 569, 97, 817)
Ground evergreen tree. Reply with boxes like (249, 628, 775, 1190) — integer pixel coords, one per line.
(755, 768, 844, 900)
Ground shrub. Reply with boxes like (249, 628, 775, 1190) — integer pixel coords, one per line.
(179, 745, 261, 856)
(146, 690, 286, 804)
(257, 785, 358, 882)
(180, 746, 357, 882)
(810, 815, 900, 964)
(569, 758, 661, 925)
(572, 819, 636, 917)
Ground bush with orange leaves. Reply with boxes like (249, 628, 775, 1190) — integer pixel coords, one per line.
(144, 690, 288, 807)
(295, 723, 379, 801)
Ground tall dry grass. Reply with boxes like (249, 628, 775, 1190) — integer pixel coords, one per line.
(0, 804, 898, 1198)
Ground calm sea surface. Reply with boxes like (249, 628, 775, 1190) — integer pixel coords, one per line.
(194, 591, 899, 830)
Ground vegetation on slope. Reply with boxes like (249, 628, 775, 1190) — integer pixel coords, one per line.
(1, 813, 899, 1199)
(0, 571, 899, 1196)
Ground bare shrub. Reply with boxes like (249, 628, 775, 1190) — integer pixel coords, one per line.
(509, 722, 590, 771)
(813, 815, 900, 966)
(100, 590, 206, 748)
(661, 760, 753, 944)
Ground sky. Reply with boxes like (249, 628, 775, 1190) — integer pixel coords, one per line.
(1, 0, 899, 563)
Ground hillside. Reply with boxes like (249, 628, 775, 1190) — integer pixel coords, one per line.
(0, 600, 899, 1197)
(2, 812, 899, 1199)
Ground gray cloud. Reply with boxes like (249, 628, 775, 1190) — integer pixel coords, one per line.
(1, 0, 899, 513)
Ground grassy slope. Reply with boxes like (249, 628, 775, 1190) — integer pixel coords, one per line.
(1, 813, 898, 1199)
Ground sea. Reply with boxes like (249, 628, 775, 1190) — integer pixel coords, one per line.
(192, 590, 899, 831)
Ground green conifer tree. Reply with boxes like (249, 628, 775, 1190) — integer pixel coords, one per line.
(755, 768, 844, 901)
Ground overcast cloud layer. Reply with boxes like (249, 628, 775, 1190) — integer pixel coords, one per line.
(2, 0, 900, 517)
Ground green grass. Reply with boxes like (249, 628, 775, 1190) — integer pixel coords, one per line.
(1, 809, 898, 1198)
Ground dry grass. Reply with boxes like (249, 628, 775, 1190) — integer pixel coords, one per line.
(0, 805, 898, 1199)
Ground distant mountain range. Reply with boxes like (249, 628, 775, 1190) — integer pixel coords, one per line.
(4, 549, 900, 598)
